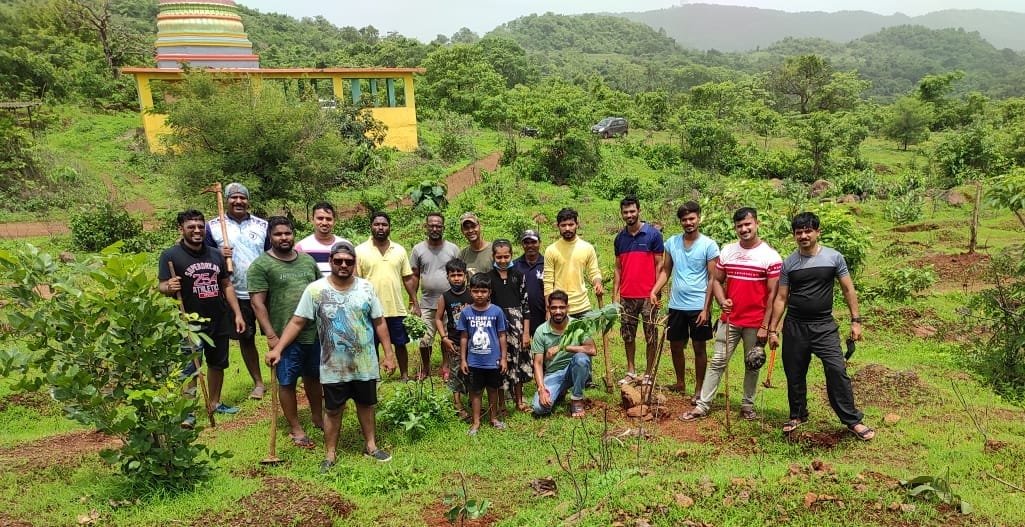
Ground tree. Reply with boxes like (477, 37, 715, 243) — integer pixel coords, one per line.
(678, 110, 738, 172)
(883, 96, 934, 151)
(765, 54, 833, 114)
(163, 74, 382, 214)
(986, 168, 1025, 230)
(419, 44, 505, 121)
(449, 27, 480, 45)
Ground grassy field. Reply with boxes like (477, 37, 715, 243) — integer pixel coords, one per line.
(2, 116, 1024, 526)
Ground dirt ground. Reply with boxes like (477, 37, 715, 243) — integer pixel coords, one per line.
(912, 252, 990, 285)
(0, 430, 121, 470)
(192, 476, 354, 527)
(851, 363, 934, 409)
(421, 500, 498, 527)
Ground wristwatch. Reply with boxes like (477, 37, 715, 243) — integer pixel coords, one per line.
(851, 317, 862, 323)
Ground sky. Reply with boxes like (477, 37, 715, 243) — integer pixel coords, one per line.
(238, 1, 1025, 42)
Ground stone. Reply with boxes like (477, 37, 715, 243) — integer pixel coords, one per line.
(674, 494, 694, 508)
(945, 191, 967, 207)
(809, 179, 831, 197)
(883, 413, 901, 425)
(838, 194, 860, 204)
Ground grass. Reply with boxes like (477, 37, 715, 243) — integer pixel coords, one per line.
(3, 117, 1025, 526)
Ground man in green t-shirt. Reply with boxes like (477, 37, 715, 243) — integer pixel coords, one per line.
(249, 217, 323, 448)
(531, 290, 596, 418)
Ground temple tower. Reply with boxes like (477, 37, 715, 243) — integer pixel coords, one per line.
(154, 0, 259, 68)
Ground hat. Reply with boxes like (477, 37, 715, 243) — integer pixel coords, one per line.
(520, 229, 540, 242)
(329, 240, 356, 257)
(459, 212, 480, 226)
(224, 182, 249, 199)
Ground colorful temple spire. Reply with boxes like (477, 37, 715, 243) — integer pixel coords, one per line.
(154, 0, 259, 68)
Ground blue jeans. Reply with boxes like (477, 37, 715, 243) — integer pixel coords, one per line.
(532, 353, 592, 416)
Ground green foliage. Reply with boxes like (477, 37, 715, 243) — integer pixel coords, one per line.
(932, 120, 1006, 187)
(402, 313, 430, 341)
(0, 244, 226, 491)
(420, 45, 505, 121)
(968, 250, 1025, 401)
(70, 201, 142, 252)
(986, 168, 1025, 229)
(901, 468, 972, 515)
(432, 112, 477, 162)
(764, 55, 868, 114)
(883, 96, 934, 150)
(490, 13, 680, 55)
(883, 190, 925, 225)
(378, 381, 455, 440)
(863, 266, 938, 302)
(444, 473, 492, 525)
(677, 111, 738, 172)
(163, 74, 382, 212)
(559, 303, 620, 352)
(792, 112, 868, 181)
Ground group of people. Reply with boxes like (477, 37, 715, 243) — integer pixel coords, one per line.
(157, 183, 873, 470)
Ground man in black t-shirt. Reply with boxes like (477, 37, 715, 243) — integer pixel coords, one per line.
(158, 209, 246, 420)
(767, 212, 874, 441)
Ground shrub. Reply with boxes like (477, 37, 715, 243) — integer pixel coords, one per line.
(378, 381, 455, 439)
(0, 245, 227, 491)
(70, 202, 143, 252)
(967, 251, 1025, 401)
(433, 112, 477, 162)
(883, 190, 925, 225)
(862, 266, 938, 302)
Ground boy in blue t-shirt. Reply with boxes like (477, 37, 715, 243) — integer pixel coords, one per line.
(457, 272, 508, 435)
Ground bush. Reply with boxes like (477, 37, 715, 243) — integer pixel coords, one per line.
(862, 266, 938, 302)
(967, 251, 1025, 401)
(0, 245, 227, 491)
(378, 381, 455, 440)
(433, 112, 477, 162)
(70, 202, 143, 252)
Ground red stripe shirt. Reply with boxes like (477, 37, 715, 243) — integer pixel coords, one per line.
(716, 241, 782, 328)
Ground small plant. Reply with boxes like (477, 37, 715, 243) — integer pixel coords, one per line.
(883, 189, 925, 225)
(901, 468, 972, 514)
(407, 180, 449, 211)
(70, 202, 143, 252)
(876, 266, 938, 302)
(378, 380, 454, 439)
(402, 314, 430, 341)
(445, 472, 491, 526)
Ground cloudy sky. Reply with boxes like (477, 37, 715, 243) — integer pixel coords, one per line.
(239, 1, 1025, 42)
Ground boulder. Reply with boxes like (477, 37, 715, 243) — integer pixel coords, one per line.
(838, 194, 859, 204)
(809, 179, 831, 198)
(945, 191, 967, 207)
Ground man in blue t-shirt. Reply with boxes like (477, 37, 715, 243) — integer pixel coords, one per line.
(457, 272, 508, 435)
(767, 212, 873, 441)
(651, 201, 720, 404)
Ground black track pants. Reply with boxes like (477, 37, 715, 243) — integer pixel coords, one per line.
(781, 318, 863, 426)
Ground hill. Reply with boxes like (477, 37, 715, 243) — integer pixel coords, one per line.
(619, 3, 1025, 52)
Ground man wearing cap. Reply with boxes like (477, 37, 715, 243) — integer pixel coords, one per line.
(355, 211, 419, 381)
(543, 207, 603, 317)
(458, 212, 492, 277)
(410, 212, 460, 380)
(267, 241, 397, 468)
(205, 182, 268, 400)
(514, 229, 546, 342)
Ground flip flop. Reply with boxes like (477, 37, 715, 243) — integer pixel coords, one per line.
(569, 400, 586, 418)
(848, 423, 876, 441)
(617, 372, 638, 385)
(782, 418, 807, 434)
(319, 458, 335, 474)
(517, 402, 532, 413)
(249, 386, 265, 400)
(290, 435, 315, 449)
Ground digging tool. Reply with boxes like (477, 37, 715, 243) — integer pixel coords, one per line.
(597, 293, 614, 393)
(260, 368, 282, 465)
(167, 262, 216, 428)
(642, 314, 670, 409)
(201, 182, 233, 274)
(762, 346, 777, 388)
(723, 317, 732, 436)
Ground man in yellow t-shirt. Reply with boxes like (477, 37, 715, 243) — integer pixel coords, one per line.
(542, 208, 603, 317)
(355, 211, 419, 381)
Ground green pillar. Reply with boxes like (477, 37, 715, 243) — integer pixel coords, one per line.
(386, 79, 396, 107)
(369, 79, 378, 107)
(350, 79, 361, 104)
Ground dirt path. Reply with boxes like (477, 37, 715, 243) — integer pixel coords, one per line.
(0, 153, 501, 240)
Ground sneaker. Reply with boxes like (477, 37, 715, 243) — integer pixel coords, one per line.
(740, 407, 758, 421)
(364, 448, 392, 462)
(180, 414, 197, 429)
(213, 403, 240, 415)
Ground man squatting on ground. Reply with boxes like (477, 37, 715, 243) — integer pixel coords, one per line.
(681, 207, 782, 422)
(768, 212, 875, 441)
(613, 196, 663, 384)
(158, 210, 246, 422)
(204, 182, 267, 402)
(651, 201, 720, 405)
(267, 241, 397, 470)
(411, 212, 460, 380)
(248, 216, 324, 449)
(532, 290, 597, 418)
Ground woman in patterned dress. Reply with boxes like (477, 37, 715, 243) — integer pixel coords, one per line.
(487, 240, 533, 414)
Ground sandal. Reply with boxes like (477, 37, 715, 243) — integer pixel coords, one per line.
(491, 420, 507, 430)
(517, 402, 531, 413)
(617, 372, 638, 385)
(666, 383, 686, 393)
(782, 418, 807, 434)
(848, 423, 876, 441)
(678, 409, 707, 422)
(319, 458, 335, 474)
(249, 386, 265, 400)
(569, 399, 586, 418)
(457, 409, 471, 423)
(290, 435, 315, 449)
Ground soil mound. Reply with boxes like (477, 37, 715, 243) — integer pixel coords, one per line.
(193, 476, 353, 527)
(852, 364, 933, 408)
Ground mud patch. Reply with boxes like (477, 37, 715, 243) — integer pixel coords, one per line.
(785, 429, 847, 449)
(912, 252, 990, 285)
(193, 476, 353, 527)
(422, 500, 498, 527)
(0, 390, 60, 415)
(0, 513, 34, 527)
(852, 364, 934, 408)
(0, 430, 120, 470)
(892, 222, 938, 233)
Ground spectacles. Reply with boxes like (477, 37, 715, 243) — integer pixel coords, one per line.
(331, 258, 355, 266)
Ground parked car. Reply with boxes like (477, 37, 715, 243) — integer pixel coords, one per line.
(520, 126, 539, 137)
(591, 117, 628, 138)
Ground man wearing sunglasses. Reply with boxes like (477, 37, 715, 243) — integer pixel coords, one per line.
(267, 241, 398, 469)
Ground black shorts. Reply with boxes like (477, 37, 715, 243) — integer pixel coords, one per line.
(323, 380, 378, 410)
(230, 299, 257, 340)
(181, 330, 230, 372)
(468, 367, 502, 392)
(667, 309, 713, 343)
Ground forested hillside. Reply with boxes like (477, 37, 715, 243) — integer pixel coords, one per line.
(619, 3, 1025, 52)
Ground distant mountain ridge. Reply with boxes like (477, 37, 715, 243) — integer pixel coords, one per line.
(618, 4, 1025, 51)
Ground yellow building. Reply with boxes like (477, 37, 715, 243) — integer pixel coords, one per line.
(124, 67, 425, 153)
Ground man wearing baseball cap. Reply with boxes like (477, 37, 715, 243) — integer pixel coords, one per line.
(267, 240, 398, 468)
(458, 212, 492, 276)
(514, 229, 546, 342)
(205, 182, 268, 402)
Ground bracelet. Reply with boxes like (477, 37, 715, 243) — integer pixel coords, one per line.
(851, 317, 862, 323)
(768, 331, 777, 336)
(759, 325, 768, 330)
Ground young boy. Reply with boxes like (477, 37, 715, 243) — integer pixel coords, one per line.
(435, 259, 473, 420)
(457, 273, 508, 435)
